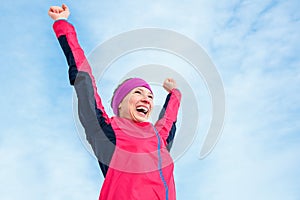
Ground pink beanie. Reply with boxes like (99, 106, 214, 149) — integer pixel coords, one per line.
(111, 78, 152, 116)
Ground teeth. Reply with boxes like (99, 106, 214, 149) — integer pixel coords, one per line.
(136, 106, 148, 114)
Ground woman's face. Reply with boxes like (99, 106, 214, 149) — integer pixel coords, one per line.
(118, 87, 154, 122)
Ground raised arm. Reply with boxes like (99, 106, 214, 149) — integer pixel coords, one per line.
(156, 78, 181, 150)
(49, 4, 115, 177)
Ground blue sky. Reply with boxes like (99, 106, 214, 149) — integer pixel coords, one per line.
(1, 0, 300, 199)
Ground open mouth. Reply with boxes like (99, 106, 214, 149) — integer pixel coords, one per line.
(136, 106, 149, 116)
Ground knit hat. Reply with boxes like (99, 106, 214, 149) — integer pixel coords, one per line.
(111, 78, 153, 116)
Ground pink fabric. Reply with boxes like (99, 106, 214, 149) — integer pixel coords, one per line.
(111, 78, 153, 115)
(100, 117, 176, 200)
(53, 20, 110, 124)
(53, 20, 181, 200)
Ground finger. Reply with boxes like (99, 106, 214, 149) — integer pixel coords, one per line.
(62, 4, 69, 12)
(49, 6, 63, 14)
(48, 7, 53, 15)
(166, 79, 172, 85)
(57, 7, 64, 13)
(49, 6, 56, 13)
(168, 78, 174, 82)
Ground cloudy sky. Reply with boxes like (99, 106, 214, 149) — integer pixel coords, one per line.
(1, 0, 300, 199)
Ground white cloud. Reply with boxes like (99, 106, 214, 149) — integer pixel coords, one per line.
(175, 1, 299, 199)
(1, 0, 299, 199)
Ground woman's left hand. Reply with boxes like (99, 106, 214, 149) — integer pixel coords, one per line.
(163, 78, 177, 92)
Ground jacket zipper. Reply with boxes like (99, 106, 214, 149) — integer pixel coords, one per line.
(153, 126, 169, 200)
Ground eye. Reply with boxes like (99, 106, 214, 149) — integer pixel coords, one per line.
(148, 95, 153, 99)
(134, 90, 141, 94)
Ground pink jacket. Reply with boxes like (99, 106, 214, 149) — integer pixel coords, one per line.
(53, 19, 181, 200)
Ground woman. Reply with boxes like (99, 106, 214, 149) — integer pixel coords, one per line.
(48, 4, 181, 200)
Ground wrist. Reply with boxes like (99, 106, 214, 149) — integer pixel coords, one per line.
(56, 17, 68, 21)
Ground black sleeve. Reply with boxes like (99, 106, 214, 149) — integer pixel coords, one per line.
(54, 20, 116, 177)
(74, 72, 116, 177)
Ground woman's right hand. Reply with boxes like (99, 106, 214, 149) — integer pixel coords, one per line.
(48, 4, 70, 21)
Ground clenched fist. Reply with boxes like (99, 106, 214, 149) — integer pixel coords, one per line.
(48, 4, 70, 21)
(163, 78, 177, 92)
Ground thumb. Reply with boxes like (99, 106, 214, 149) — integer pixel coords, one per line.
(62, 4, 69, 11)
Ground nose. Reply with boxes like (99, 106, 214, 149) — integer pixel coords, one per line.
(141, 97, 150, 104)
(141, 93, 152, 103)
